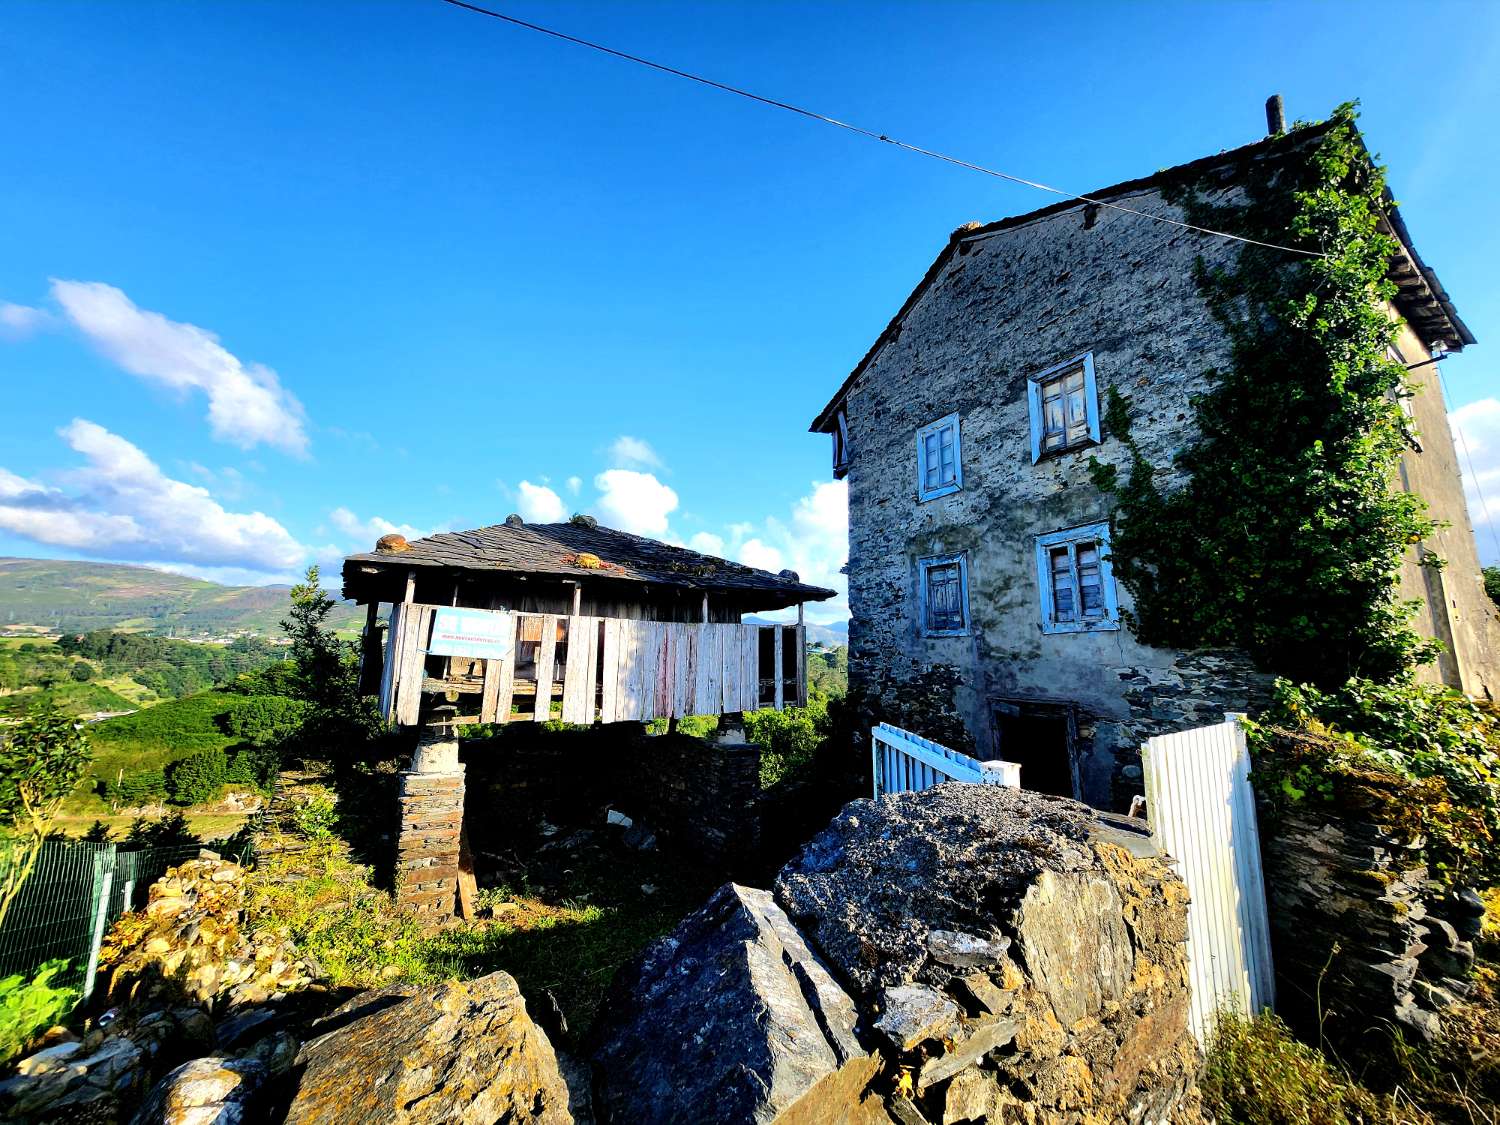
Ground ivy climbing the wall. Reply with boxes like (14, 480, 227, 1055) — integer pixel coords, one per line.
(1090, 103, 1440, 687)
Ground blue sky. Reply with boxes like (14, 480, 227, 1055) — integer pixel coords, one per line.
(2, 0, 1498, 624)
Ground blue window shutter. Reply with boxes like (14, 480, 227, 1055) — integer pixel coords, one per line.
(1027, 379, 1044, 463)
(1082, 353, 1101, 443)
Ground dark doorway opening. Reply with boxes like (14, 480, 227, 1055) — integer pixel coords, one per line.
(993, 700, 1078, 799)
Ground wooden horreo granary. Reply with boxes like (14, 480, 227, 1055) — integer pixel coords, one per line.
(342, 515, 836, 729)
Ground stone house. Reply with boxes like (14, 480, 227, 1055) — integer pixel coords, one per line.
(810, 113, 1499, 809)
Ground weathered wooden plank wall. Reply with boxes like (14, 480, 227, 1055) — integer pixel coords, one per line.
(380, 606, 804, 728)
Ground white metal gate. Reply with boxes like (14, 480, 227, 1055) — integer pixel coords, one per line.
(871, 723, 1021, 797)
(1143, 714, 1275, 1045)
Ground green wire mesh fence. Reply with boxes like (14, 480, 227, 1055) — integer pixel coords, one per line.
(0, 836, 252, 1002)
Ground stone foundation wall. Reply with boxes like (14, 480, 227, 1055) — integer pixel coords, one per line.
(617, 733, 760, 861)
(395, 769, 465, 927)
(1262, 804, 1483, 1051)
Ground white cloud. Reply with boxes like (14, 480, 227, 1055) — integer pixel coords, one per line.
(0, 419, 306, 576)
(565, 475, 582, 496)
(719, 479, 848, 624)
(51, 280, 310, 456)
(517, 480, 567, 523)
(594, 469, 678, 535)
(329, 506, 427, 547)
(607, 435, 665, 471)
(687, 531, 726, 557)
(1451, 398, 1500, 564)
(0, 301, 55, 340)
(738, 538, 785, 573)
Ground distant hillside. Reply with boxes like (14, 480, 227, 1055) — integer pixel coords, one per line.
(746, 615, 848, 648)
(0, 557, 363, 638)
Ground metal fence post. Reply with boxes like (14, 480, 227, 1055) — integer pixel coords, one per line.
(80, 857, 114, 1004)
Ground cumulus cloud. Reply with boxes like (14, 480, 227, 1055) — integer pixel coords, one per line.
(607, 435, 664, 471)
(594, 469, 678, 535)
(722, 479, 848, 623)
(51, 280, 310, 456)
(517, 479, 567, 523)
(1451, 398, 1500, 564)
(0, 301, 55, 340)
(0, 419, 306, 575)
(329, 506, 427, 547)
(687, 531, 726, 557)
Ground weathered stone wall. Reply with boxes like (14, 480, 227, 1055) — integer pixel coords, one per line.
(843, 187, 1252, 810)
(617, 731, 760, 862)
(461, 725, 760, 865)
(1262, 803, 1483, 1052)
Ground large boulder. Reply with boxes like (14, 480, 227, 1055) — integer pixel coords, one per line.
(130, 1056, 267, 1124)
(282, 971, 573, 1124)
(774, 783, 1202, 1123)
(591, 883, 886, 1124)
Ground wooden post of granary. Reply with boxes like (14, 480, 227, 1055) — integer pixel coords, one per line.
(342, 515, 837, 893)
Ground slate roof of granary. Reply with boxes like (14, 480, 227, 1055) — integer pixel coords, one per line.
(810, 120, 1474, 432)
(341, 519, 836, 608)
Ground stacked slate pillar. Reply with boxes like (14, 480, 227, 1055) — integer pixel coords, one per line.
(396, 717, 465, 928)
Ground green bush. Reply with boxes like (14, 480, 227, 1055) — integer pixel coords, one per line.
(226, 745, 278, 789)
(1248, 677, 1500, 887)
(221, 695, 309, 746)
(68, 662, 92, 682)
(745, 704, 828, 789)
(0, 959, 77, 1064)
(1202, 1010, 1392, 1124)
(165, 747, 228, 806)
(291, 785, 338, 839)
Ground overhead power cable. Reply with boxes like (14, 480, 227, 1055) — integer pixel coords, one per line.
(436, 0, 1326, 258)
(1438, 368, 1500, 563)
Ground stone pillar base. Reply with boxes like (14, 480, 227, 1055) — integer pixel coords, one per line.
(396, 766, 465, 928)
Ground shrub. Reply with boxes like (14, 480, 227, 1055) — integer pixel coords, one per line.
(221, 696, 309, 747)
(1201, 1010, 1394, 1124)
(165, 748, 228, 806)
(124, 811, 199, 848)
(0, 959, 78, 1064)
(745, 704, 827, 789)
(68, 662, 92, 682)
(1248, 677, 1500, 888)
(226, 745, 278, 789)
(291, 785, 338, 839)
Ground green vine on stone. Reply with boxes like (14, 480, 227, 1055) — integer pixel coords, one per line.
(1090, 103, 1442, 687)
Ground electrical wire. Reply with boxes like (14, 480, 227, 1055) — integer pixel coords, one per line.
(436, 0, 1327, 259)
(1438, 368, 1500, 563)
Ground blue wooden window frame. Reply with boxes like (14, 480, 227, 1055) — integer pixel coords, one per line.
(916, 413, 962, 501)
(1035, 522, 1119, 634)
(918, 552, 970, 637)
(1027, 352, 1101, 463)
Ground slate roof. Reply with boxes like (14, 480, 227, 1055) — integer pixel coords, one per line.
(341, 519, 836, 606)
(810, 120, 1473, 433)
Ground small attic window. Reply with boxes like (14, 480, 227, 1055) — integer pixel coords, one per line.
(1027, 353, 1101, 462)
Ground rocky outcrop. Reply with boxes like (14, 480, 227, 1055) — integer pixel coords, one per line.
(98, 855, 314, 1012)
(594, 783, 1201, 1124)
(0, 1006, 215, 1125)
(130, 1056, 268, 1124)
(591, 883, 885, 1124)
(283, 971, 573, 1124)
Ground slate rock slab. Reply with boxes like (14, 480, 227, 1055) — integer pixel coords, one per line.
(591, 882, 884, 1124)
(283, 971, 572, 1124)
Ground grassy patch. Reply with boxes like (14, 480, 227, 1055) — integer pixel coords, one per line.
(243, 777, 714, 1040)
(0, 681, 136, 720)
(64, 690, 254, 816)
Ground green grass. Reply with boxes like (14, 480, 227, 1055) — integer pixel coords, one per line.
(0, 680, 137, 720)
(65, 689, 249, 815)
